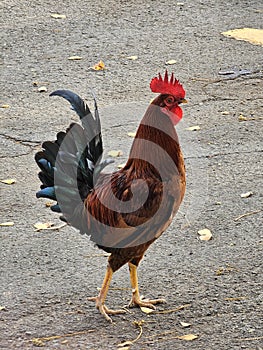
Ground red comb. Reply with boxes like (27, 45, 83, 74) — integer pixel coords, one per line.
(150, 70, 185, 99)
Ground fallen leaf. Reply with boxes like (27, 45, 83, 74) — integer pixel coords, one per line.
(221, 111, 230, 115)
(140, 306, 154, 314)
(34, 222, 54, 231)
(32, 338, 45, 347)
(165, 59, 177, 65)
(0, 222, 14, 226)
(198, 228, 212, 241)
(1, 104, 10, 108)
(1, 178, 16, 185)
(117, 163, 126, 169)
(45, 202, 53, 207)
(221, 28, 263, 46)
(177, 334, 198, 341)
(108, 150, 123, 157)
(38, 86, 48, 93)
(127, 55, 138, 60)
(127, 132, 136, 137)
(180, 321, 191, 328)
(239, 114, 247, 121)
(0, 306, 7, 311)
(240, 191, 253, 198)
(50, 13, 66, 19)
(68, 56, 83, 60)
(90, 60, 106, 71)
(186, 125, 200, 131)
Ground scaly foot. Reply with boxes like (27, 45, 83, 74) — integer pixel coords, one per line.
(88, 296, 126, 323)
(129, 293, 166, 309)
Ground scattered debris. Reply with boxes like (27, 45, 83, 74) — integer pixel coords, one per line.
(186, 125, 200, 131)
(127, 56, 138, 60)
(233, 209, 262, 221)
(221, 28, 263, 46)
(1, 179, 16, 185)
(240, 191, 253, 198)
(127, 132, 136, 137)
(68, 56, 83, 60)
(180, 321, 191, 328)
(0, 104, 10, 108)
(0, 222, 14, 227)
(117, 320, 144, 349)
(165, 59, 177, 65)
(117, 163, 126, 169)
(38, 86, 48, 93)
(108, 150, 123, 157)
(140, 306, 154, 314)
(89, 60, 106, 71)
(216, 265, 239, 276)
(50, 13, 66, 19)
(198, 228, 212, 241)
(224, 296, 247, 301)
(30, 329, 95, 346)
(33, 222, 67, 231)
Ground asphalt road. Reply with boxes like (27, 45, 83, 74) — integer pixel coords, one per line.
(1, 1, 262, 349)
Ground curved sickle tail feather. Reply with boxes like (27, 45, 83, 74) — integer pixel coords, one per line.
(35, 90, 113, 233)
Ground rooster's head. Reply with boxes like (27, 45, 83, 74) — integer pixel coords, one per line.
(150, 70, 187, 125)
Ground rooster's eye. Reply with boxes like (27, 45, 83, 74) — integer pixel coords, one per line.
(165, 96, 175, 105)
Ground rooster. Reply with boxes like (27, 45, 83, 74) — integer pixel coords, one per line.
(35, 70, 187, 322)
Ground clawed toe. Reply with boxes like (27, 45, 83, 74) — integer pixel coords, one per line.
(129, 296, 166, 309)
(88, 296, 126, 323)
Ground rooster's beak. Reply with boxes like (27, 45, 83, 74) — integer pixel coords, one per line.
(180, 99, 188, 104)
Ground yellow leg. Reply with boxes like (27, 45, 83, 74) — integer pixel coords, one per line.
(128, 262, 166, 309)
(88, 265, 125, 322)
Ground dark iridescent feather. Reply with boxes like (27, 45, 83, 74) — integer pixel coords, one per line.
(35, 89, 111, 230)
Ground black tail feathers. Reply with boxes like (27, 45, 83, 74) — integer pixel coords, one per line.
(35, 90, 113, 230)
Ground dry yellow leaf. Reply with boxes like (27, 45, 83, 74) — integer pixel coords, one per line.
(127, 55, 138, 60)
(221, 28, 263, 46)
(0, 222, 14, 227)
(1, 178, 16, 185)
(91, 60, 106, 71)
(127, 132, 136, 137)
(108, 150, 123, 157)
(240, 192, 253, 198)
(198, 228, 212, 241)
(165, 59, 177, 65)
(180, 321, 191, 328)
(238, 114, 247, 121)
(50, 13, 66, 19)
(186, 125, 200, 131)
(140, 306, 154, 314)
(34, 222, 54, 231)
(177, 334, 198, 341)
(1, 104, 10, 108)
(68, 56, 83, 60)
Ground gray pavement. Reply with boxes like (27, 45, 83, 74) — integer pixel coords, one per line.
(1, 1, 262, 349)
